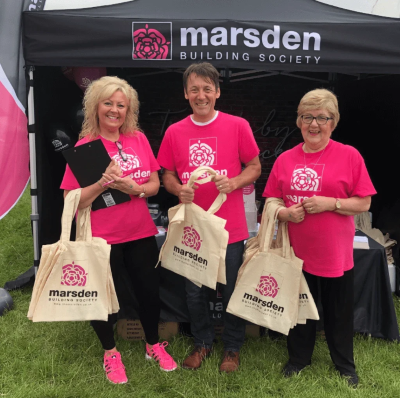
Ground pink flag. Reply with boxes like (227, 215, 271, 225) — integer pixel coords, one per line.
(0, 64, 30, 220)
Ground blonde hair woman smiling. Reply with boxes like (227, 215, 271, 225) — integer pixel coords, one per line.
(61, 76, 177, 384)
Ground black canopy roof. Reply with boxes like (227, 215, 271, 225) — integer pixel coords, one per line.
(22, 0, 400, 73)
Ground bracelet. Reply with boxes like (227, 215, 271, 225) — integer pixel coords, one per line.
(97, 180, 105, 190)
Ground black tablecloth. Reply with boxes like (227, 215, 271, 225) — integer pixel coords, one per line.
(352, 230, 399, 340)
(120, 231, 399, 341)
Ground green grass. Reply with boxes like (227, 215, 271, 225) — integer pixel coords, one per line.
(1, 187, 400, 397)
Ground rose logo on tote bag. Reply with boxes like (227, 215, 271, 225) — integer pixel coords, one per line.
(182, 226, 202, 251)
(61, 262, 88, 287)
(256, 274, 280, 298)
(158, 166, 228, 290)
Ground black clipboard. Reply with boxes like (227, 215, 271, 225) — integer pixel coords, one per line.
(62, 139, 131, 211)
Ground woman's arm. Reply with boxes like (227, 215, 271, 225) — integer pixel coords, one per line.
(63, 159, 121, 209)
(64, 183, 108, 209)
(276, 202, 305, 223)
(334, 196, 371, 216)
(302, 196, 371, 216)
(102, 171, 160, 197)
(134, 171, 160, 198)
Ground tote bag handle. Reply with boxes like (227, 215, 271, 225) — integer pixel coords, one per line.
(76, 206, 93, 242)
(259, 202, 291, 259)
(61, 189, 93, 243)
(188, 166, 226, 215)
(60, 189, 82, 243)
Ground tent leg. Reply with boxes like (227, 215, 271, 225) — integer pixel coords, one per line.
(4, 66, 39, 290)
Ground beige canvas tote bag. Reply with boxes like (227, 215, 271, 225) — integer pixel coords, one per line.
(295, 273, 319, 325)
(159, 166, 229, 289)
(75, 202, 120, 316)
(227, 201, 303, 335)
(236, 197, 274, 286)
(28, 189, 118, 322)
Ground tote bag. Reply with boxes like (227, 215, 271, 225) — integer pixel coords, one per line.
(227, 201, 303, 335)
(159, 166, 229, 289)
(28, 189, 118, 322)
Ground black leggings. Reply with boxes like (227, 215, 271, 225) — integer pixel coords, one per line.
(91, 236, 160, 350)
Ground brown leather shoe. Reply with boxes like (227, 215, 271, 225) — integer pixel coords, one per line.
(220, 351, 240, 373)
(182, 346, 211, 370)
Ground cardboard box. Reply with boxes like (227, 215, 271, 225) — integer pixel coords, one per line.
(117, 319, 179, 341)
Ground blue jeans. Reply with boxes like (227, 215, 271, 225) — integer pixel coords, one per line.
(185, 240, 246, 352)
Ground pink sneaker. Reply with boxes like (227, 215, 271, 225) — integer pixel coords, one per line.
(103, 352, 128, 384)
(145, 342, 177, 372)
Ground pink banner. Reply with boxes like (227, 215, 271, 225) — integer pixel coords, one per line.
(0, 64, 30, 220)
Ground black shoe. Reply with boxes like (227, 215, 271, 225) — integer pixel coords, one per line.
(341, 372, 359, 388)
(282, 362, 306, 377)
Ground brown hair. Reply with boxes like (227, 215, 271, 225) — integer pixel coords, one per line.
(183, 62, 220, 92)
(80, 76, 141, 140)
(296, 88, 340, 129)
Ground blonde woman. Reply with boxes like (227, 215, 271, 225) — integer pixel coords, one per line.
(263, 89, 376, 387)
(61, 76, 177, 384)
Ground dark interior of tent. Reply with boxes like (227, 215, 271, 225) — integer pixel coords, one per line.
(33, 66, 400, 271)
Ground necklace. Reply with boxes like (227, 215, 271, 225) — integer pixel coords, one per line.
(303, 145, 326, 182)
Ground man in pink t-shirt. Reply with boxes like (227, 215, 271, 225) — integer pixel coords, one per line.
(157, 62, 261, 373)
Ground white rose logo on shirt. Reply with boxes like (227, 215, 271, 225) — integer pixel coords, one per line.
(111, 147, 143, 172)
(291, 164, 324, 192)
(189, 138, 217, 166)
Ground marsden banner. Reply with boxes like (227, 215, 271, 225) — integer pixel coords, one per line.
(22, 0, 400, 74)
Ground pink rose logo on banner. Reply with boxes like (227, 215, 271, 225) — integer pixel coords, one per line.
(256, 274, 280, 298)
(132, 23, 172, 60)
(291, 165, 324, 192)
(61, 262, 88, 287)
(182, 225, 202, 251)
(189, 139, 217, 167)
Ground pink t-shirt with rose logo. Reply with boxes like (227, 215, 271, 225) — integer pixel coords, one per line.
(60, 132, 159, 245)
(263, 139, 376, 277)
(157, 112, 260, 244)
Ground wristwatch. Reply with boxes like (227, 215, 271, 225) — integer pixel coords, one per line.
(138, 185, 146, 198)
(334, 198, 341, 211)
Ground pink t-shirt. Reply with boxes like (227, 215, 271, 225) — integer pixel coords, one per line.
(263, 139, 376, 277)
(60, 132, 159, 245)
(157, 112, 260, 244)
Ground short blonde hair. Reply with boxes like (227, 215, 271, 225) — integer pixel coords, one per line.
(296, 88, 340, 129)
(80, 76, 140, 139)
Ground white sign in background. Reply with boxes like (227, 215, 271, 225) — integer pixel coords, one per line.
(316, 0, 400, 18)
(44, 0, 134, 10)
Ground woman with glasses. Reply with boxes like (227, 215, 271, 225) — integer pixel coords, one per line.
(60, 76, 177, 384)
(263, 89, 376, 387)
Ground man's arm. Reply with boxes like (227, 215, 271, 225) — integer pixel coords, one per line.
(213, 155, 261, 194)
(162, 169, 198, 204)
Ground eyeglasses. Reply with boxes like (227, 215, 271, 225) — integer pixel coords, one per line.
(115, 141, 127, 162)
(301, 115, 333, 125)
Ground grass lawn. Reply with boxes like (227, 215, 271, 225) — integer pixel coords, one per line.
(1, 187, 400, 398)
